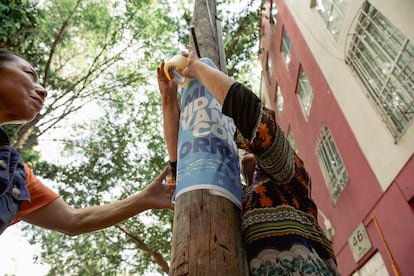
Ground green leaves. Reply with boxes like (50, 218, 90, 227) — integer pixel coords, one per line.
(24, 93, 173, 274)
(0, 0, 45, 67)
(219, 0, 262, 87)
(4, 0, 263, 274)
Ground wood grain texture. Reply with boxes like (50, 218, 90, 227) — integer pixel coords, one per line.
(170, 190, 248, 276)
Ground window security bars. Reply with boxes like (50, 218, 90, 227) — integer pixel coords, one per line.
(297, 69, 314, 118)
(281, 27, 292, 65)
(276, 85, 284, 113)
(316, 126, 349, 204)
(346, 3, 414, 142)
(315, 0, 348, 40)
(287, 128, 297, 153)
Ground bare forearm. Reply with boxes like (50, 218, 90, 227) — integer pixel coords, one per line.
(69, 193, 150, 235)
(23, 194, 152, 236)
(22, 167, 173, 236)
(162, 96, 179, 162)
(191, 60, 236, 105)
(157, 62, 180, 162)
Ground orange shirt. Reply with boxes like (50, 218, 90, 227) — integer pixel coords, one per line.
(13, 165, 59, 223)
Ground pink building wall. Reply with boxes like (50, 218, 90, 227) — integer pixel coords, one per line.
(258, 1, 414, 274)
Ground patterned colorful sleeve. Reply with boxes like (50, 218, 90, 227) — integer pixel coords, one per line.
(223, 82, 295, 184)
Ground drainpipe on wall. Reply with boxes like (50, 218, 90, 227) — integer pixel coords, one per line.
(367, 216, 401, 276)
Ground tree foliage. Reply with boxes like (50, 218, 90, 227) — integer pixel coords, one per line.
(219, 0, 263, 87)
(0, 0, 45, 65)
(1, 0, 181, 274)
(4, 0, 181, 152)
(1, 0, 263, 274)
(30, 90, 173, 275)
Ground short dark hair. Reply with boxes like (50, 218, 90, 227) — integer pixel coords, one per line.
(0, 48, 22, 69)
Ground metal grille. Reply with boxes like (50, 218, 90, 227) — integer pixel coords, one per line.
(316, 126, 349, 204)
(315, 0, 348, 40)
(297, 69, 314, 118)
(346, 3, 414, 142)
(281, 27, 291, 65)
(276, 85, 283, 113)
(287, 128, 297, 153)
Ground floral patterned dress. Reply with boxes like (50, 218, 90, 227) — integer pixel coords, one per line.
(223, 82, 340, 276)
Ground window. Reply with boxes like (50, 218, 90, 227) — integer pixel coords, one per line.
(281, 27, 292, 65)
(316, 126, 349, 204)
(287, 128, 297, 153)
(276, 85, 283, 113)
(262, 1, 277, 25)
(270, 1, 278, 26)
(266, 51, 272, 80)
(352, 251, 389, 276)
(346, 3, 414, 142)
(297, 68, 314, 118)
(315, 0, 348, 40)
(260, 71, 269, 105)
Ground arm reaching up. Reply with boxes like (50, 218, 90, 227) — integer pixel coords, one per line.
(180, 45, 236, 105)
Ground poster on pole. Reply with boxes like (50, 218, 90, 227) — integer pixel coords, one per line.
(175, 58, 243, 208)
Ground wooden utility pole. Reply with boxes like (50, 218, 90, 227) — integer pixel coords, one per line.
(169, 0, 248, 275)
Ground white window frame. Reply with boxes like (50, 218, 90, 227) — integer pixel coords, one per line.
(352, 251, 389, 276)
(266, 51, 272, 80)
(346, 2, 414, 142)
(296, 68, 314, 118)
(316, 126, 349, 204)
(287, 127, 297, 153)
(281, 27, 292, 65)
(270, 1, 277, 26)
(314, 0, 348, 40)
(276, 85, 283, 114)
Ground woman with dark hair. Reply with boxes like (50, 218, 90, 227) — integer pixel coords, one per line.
(0, 48, 175, 236)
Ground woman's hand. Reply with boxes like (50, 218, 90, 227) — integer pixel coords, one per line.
(157, 61, 178, 101)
